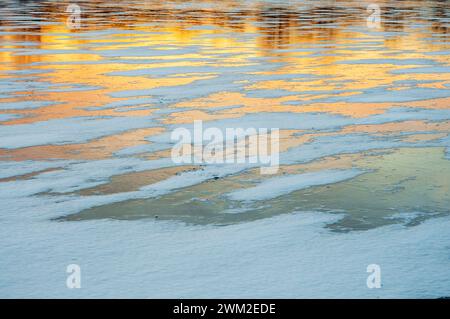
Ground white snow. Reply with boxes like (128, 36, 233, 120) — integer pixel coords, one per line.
(1, 0, 449, 299)
(1, 211, 450, 298)
(0, 160, 73, 179)
(0, 116, 157, 149)
(226, 169, 365, 201)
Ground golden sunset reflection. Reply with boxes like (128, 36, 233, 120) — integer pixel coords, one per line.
(3, 0, 450, 299)
(1, 0, 449, 197)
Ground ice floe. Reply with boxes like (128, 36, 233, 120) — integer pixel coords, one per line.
(0, 116, 158, 149)
(226, 169, 366, 201)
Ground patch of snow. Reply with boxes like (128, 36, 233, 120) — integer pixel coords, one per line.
(0, 116, 157, 149)
(1, 211, 450, 298)
(226, 169, 365, 201)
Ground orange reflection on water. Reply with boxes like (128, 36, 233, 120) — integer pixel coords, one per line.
(0, 127, 164, 161)
(0, 0, 449, 163)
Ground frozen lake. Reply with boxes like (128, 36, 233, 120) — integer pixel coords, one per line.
(0, 0, 449, 298)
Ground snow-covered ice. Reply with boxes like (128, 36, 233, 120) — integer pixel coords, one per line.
(226, 169, 366, 201)
(0, 0, 449, 298)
